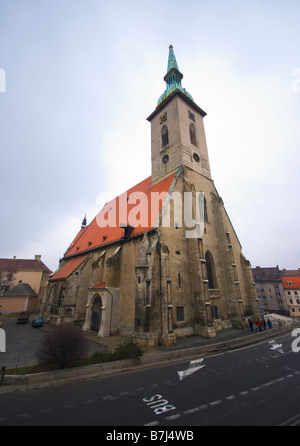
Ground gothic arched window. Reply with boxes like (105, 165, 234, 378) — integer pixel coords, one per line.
(205, 251, 217, 289)
(161, 125, 169, 148)
(189, 123, 197, 146)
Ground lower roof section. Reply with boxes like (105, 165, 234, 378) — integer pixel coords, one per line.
(50, 254, 88, 281)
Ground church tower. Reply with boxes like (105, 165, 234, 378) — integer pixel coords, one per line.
(147, 46, 259, 342)
(148, 45, 211, 186)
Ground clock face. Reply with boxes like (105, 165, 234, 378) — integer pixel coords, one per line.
(162, 154, 169, 165)
(160, 112, 167, 125)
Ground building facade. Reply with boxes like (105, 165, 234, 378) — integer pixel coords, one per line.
(42, 46, 259, 346)
(0, 255, 52, 313)
(252, 266, 288, 315)
(281, 269, 300, 319)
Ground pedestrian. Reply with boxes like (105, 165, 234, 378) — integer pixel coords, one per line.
(267, 319, 272, 329)
(248, 318, 254, 331)
(256, 320, 262, 332)
(262, 319, 267, 330)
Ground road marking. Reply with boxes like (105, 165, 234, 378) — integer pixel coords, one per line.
(226, 395, 235, 400)
(144, 420, 159, 426)
(183, 407, 200, 415)
(199, 404, 209, 410)
(18, 413, 30, 418)
(209, 400, 222, 406)
(166, 413, 181, 421)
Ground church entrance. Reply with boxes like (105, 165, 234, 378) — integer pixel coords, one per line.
(91, 295, 102, 332)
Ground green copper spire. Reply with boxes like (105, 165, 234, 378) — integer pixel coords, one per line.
(166, 44, 180, 73)
(157, 45, 193, 106)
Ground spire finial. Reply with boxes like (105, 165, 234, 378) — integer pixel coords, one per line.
(157, 45, 194, 106)
(81, 214, 87, 229)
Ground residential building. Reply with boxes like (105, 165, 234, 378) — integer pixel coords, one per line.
(281, 269, 300, 319)
(252, 266, 288, 315)
(0, 255, 52, 313)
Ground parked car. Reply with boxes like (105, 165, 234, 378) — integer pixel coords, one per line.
(31, 317, 43, 328)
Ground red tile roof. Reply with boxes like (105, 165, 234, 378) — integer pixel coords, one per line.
(64, 173, 176, 259)
(50, 255, 88, 281)
(92, 282, 106, 289)
(0, 258, 52, 274)
(282, 276, 300, 289)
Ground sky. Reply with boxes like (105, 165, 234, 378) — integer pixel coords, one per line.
(0, 0, 299, 273)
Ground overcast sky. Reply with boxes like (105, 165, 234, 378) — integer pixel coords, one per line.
(0, 0, 299, 273)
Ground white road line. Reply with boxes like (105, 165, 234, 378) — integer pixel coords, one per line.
(209, 400, 222, 406)
(166, 414, 181, 421)
(144, 420, 159, 426)
(183, 407, 200, 415)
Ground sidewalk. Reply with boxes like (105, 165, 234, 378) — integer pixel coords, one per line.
(82, 320, 283, 354)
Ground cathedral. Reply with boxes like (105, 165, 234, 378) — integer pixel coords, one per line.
(42, 46, 259, 346)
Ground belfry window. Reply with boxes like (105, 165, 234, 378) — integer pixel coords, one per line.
(189, 123, 197, 146)
(161, 125, 169, 148)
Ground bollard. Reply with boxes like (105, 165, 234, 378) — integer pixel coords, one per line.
(0, 366, 6, 386)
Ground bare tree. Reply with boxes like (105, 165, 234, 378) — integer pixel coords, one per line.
(37, 323, 88, 369)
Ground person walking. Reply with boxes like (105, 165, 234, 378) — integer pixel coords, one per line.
(248, 318, 254, 331)
(267, 319, 272, 329)
(256, 319, 262, 332)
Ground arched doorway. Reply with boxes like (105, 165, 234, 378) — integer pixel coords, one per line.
(91, 295, 102, 332)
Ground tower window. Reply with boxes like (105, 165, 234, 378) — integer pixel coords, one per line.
(161, 125, 169, 148)
(189, 123, 197, 146)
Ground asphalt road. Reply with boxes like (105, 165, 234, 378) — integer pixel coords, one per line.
(0, 329, 299, 427)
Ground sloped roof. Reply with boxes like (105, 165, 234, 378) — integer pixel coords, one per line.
(282, 276, 300, 289)
(50, 255, 88, 281)
(64, 173, 176, 259)
(3, 282, 37, 297)
(0, 258, 52, 274)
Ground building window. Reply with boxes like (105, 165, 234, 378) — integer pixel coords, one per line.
(205, 251, 217, 289)
(176, 306, 185, 322)
(189, 123, 197, 146)
(178, 272, 181, 288)
(161, 125, 169, 148)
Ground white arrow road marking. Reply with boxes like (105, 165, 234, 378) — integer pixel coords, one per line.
(269, 340, 284, 354)
(177, 358, 206, 381)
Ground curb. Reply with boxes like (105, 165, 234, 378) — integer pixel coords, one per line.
(1, 323, 298, 392)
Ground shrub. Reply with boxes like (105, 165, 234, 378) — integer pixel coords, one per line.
(36, 323, 89, 369)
